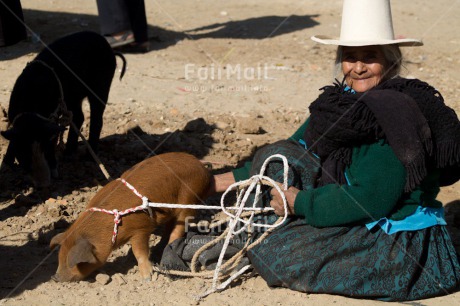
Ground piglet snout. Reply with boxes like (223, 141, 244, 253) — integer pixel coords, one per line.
(51, 272, 78, 283)
(30, 142, 52, 188)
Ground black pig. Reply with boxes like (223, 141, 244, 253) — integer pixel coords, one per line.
(1, 31, 126, 188)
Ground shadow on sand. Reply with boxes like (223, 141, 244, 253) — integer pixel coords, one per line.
(1, 9, 319, 60)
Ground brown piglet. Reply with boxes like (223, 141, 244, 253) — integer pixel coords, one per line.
(50, 152, 210, 282)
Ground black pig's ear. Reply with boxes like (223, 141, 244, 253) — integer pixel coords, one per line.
(67, 238, 98, 268)
(1, 128, 17, 140)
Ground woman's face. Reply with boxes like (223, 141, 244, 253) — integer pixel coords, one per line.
(341, 45, 388, 92)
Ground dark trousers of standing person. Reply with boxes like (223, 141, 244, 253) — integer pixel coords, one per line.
(0, 0, 27, 47)
(96, 0, 148, 44)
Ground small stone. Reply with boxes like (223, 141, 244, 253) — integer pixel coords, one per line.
(237, 118, 264, 134)
(57, 199, 68, 205)
(112, 273, 127, 286)
(35, 205, 47, 216)
(215, 121, 229, 130)
(95, 273, 110, 285)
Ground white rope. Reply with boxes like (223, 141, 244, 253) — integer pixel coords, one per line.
(147, 202, 274, 212)
(120, 178, 276, 212)
(196, 154, 289, 299)
(194, 264, 253, 300)
(115, 154, 290, 299)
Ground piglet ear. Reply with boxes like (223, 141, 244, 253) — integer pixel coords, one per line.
(67, 238, 98, 268)
(50, 232, 66, 249)
(1, 128, 17, 140)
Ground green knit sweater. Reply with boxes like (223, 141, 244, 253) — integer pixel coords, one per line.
(232, 119, 442, 227)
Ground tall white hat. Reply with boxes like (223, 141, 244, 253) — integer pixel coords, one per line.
(311, 0, 422, 47)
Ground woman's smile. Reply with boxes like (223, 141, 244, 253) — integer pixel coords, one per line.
(341, 45, 388, 92)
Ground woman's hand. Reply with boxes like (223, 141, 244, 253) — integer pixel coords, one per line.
(206, 172, 236, 197)
(269, 185, 299, 216)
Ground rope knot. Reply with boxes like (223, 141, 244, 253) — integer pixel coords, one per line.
(112, 209, 121, 224)
(252, 174, 264, 183)
(141, 196, 154, 218)
(141, 197, 149, 208)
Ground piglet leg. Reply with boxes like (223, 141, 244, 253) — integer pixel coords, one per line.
(130, 233, 153, 281)
(167, 209, 194, 244)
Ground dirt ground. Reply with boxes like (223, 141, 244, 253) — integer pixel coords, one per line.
(1, 0, 459, 305)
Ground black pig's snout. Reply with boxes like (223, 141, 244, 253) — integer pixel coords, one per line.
(30, 143, 52, 188)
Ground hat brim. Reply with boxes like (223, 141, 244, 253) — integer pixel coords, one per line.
(311, 35, 423, 47)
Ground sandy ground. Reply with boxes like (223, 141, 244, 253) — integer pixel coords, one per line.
(0, 0, 459, 305)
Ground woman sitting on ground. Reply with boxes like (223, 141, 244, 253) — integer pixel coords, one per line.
(207, 0, 460, 301)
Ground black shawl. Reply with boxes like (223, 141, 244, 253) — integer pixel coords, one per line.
(304, 77, 460, 192)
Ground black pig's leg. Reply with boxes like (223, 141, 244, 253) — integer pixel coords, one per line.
(44, 141, 58, 178)
(2, 144, 16, 166)
(87, 84, 110, 153)
(65, 98, 85, 154)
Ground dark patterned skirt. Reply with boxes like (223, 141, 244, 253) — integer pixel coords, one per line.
(248, 218, 460, 301)
(246, 140, 460, 301)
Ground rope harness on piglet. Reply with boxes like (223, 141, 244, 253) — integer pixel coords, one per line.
(86, 180, 153, 244)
